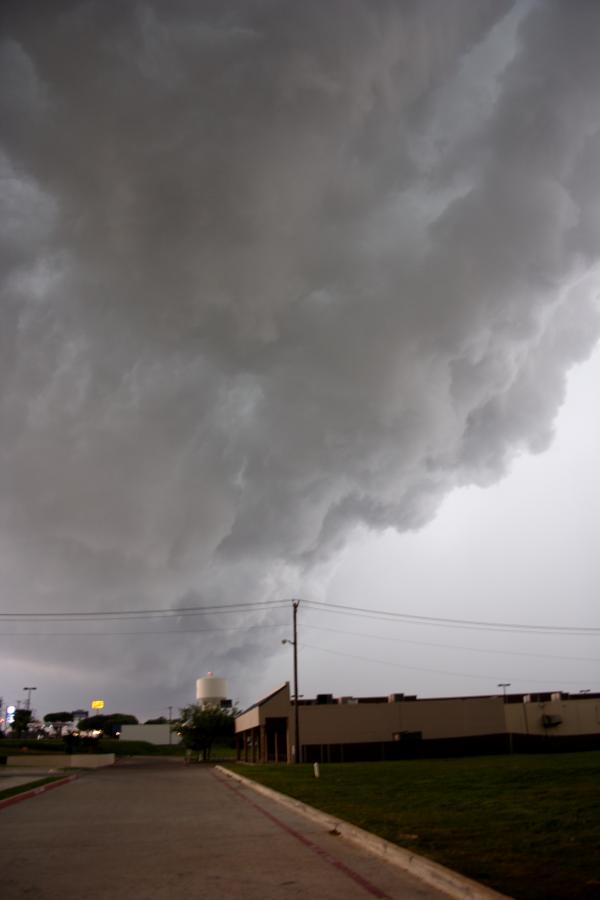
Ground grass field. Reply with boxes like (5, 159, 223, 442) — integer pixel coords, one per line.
(228, 752, 600, 900)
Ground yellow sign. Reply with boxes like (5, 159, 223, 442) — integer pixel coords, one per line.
(91, 699, 105, 710)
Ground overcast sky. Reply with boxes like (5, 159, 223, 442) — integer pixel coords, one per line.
(1, 1, 599, 722)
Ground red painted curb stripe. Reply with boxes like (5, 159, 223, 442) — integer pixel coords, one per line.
(215, 771, 394, 900)
(0, 773, 79, 811)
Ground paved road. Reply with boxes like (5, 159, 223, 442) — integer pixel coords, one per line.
(0, 757, 450, 899)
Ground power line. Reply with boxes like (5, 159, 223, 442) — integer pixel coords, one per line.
(303, 599, 600, 635)
(0, 596, 597, 635)
(0, 599, 289, 622)
(0, 623, 289, 637)
(2, 617, 597, 667)
(2, 614, 595, 669)
(301, 623, 600, 664)
(300, 642, 598, 687)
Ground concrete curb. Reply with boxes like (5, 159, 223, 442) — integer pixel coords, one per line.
(215, 766, 512, 900)
(0, 773, 80, 811)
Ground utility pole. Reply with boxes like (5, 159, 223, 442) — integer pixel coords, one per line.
(168, 705, 173, 745)
(23, 686, 37, 711)
(282, 599, 301, 763)
(293, 599, 300, 764)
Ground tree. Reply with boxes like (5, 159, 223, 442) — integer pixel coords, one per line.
(176, 704, 236, 762)
(77, 713, 138, 737)
(11, 709, 32, 738)
(144, 716, 167, 724)
(43, 711, 74, 736)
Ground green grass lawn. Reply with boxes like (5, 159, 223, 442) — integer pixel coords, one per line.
(227, 752, 600, 900)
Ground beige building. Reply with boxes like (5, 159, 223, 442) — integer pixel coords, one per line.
(120, 723, 180, 745)
(235, 684, 600, 763)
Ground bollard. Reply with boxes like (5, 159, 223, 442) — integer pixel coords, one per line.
(313, 762, 320, 779)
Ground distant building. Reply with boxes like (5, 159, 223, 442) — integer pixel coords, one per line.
(120, 723, 180, 745)
(235, 683, 600, 763)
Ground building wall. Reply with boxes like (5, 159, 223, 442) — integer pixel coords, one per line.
(120, 724, 179, 744)
(235, 688, 600, 763)
(7, 754, 115, 768)
(236, 684, 291, 733)
(299, 696, 506, 744)
(258, 685, 292, 725)
(400, 697, 506, 739)
(235, 684, 292, 763)
(300, 703, 400, 744)
(235, 706, 260, 733)
(504, 696, 600, 736)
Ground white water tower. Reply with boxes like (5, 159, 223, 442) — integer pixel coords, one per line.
(196, 672, 229, 708)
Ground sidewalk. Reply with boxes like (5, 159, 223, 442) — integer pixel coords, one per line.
(0, 765, 67, 792)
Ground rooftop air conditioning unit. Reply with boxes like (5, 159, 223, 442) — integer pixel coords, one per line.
(316, 693, 334, 705)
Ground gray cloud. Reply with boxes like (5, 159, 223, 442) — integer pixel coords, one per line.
(1, 1, 599, 714)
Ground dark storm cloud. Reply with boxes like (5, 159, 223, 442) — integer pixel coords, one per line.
(1, 1, 599, 709)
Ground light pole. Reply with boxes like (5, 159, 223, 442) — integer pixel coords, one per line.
(498, 683, 511, 754)
(282, 599, 301, 763)
(498, 683, 511, 701)
(23, 686, 37, 711)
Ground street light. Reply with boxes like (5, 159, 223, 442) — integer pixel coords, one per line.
(23, 686, 37, 711)
(498, 683, 511, 701)
(282, 599, 301, 763)
(498, 683, 512, 754)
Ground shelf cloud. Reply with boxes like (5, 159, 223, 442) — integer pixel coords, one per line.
(1, 1, 599, 712)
